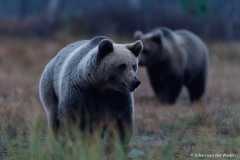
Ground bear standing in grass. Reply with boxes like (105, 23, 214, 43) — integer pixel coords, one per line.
(39, 36, 143, 149)
(134, 27, 209, 104)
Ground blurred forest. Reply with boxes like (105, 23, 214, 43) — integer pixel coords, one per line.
(0, 0, 240, 41)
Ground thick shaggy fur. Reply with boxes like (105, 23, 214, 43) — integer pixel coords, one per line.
(39, 36, 143, 148)
(134, 27, 209, 104)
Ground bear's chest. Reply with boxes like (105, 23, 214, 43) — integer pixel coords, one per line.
(81, 91, 130, 120)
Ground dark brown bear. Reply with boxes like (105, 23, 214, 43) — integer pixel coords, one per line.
(134, 27, 209, 104)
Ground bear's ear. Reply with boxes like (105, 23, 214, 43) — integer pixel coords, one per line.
(126, 40, 143, 57)
(151, 31, 162, 44)
(98, 39, 113, 60)
(134, 31, 143, 40)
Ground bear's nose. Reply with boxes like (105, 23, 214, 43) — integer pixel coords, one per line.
(132, 78, 141, 89)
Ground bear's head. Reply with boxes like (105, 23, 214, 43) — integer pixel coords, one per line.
(134, 29, 169, 67)
(96, 39, 143, 92)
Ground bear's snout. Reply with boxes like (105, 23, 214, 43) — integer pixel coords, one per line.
(131, 77, 141, 90)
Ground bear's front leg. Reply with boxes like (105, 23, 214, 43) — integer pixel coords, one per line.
(163, 75, 183, 104)
(103, 118, 132, 160)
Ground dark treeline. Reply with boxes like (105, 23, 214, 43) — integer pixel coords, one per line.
(0, 0, 239, 41)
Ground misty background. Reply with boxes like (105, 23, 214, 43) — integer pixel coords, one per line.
(0, 0, 239, 41)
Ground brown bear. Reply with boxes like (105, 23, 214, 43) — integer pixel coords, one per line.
(39, 36, 143, 153)
(134, 27, 209, 104)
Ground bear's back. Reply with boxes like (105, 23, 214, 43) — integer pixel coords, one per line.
(47, 36, 109, 98)
(175, 29, 208, 61)
(50, 36, 110, 74)
(52, 40, 88, 73)
(174, 30, 209, 80)
(175, 30, 207, 51)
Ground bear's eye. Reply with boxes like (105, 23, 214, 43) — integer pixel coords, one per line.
(132, 64, 137, 72)
(118, 64, 127, 70)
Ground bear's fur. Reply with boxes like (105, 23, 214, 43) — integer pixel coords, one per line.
(39, 36, 143, 148)
(134, 27, 209, 104)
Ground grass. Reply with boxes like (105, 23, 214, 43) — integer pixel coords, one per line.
(0, 37, 240, 159)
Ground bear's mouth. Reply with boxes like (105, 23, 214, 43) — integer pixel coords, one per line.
(128, 87, 136, 92)
(121, 82, 130, 92)
(121, 82, 136, 92)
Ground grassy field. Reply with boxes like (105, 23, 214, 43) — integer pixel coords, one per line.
(0, 36, 240, 159)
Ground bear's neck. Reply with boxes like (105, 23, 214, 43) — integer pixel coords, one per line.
(146, 64, 161, 78)
(76, 52, 99, 90)
(146, 59, 170, 74)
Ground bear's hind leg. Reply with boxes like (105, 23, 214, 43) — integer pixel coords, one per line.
(39, 77, 59, 134)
